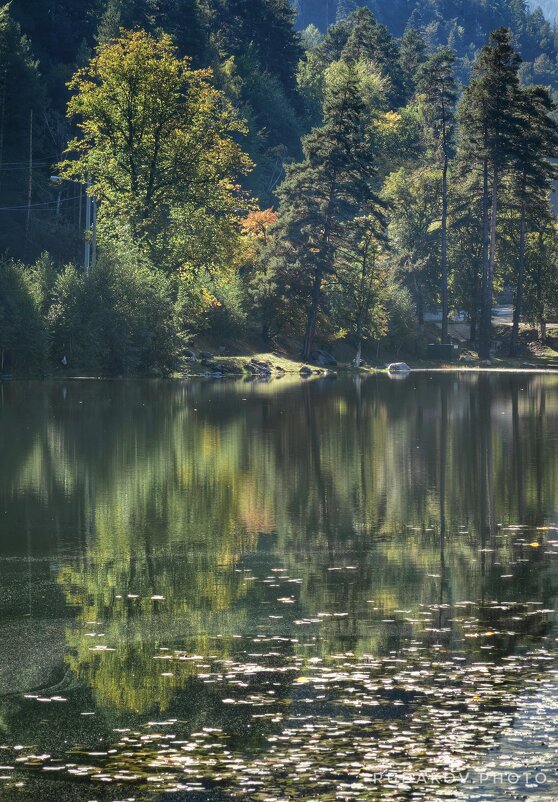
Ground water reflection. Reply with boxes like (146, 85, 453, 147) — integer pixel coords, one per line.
(0, 374, 558, 801)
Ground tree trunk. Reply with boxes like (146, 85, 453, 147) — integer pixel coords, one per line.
(261, 319, 270, 342)
(536, 232, 546, 342)
(510, 193, 526, 357)
(479, 165, 498, 359)
(354, 317, 363, 367)
(478, 159, 490, 353)
(441, 154, 449, 344)
(414, 276, 424, 327)
(302, 268, 322, 359)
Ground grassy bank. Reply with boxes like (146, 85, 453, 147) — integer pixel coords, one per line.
(182, 329, 558, 378)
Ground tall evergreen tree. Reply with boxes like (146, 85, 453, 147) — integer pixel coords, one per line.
(342, 8, 405, 106)
(336, 0, 359, 23)
(417, 48, 456, 344)
(509, 85, 558, 356)
(208, 0, 302, 100)
(399, 26, 426, 101)
(276, 60, 385, 358)
(457, 28, 522, 359)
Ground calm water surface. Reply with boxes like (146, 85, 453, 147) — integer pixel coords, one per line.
(1, 374, 558, 802)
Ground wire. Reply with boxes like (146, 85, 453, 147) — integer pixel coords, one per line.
(0, 193, 83, 211)
(0, 163, 57, 172)
(0, 159, 60, 168)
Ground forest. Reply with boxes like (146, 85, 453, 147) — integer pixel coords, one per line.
(2, 0, 558, 373)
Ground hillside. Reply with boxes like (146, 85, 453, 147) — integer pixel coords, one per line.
(529, 0, 558, 22)
(296, 0, 558, 81)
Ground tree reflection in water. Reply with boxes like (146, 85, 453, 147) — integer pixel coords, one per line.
(0, 374, 557, 801)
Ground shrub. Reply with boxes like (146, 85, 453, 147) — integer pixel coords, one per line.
(48, 254, 181, 375)
(0, 258, 48, 373)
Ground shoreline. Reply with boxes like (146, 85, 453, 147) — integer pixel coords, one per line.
(3, 364, 558, 381)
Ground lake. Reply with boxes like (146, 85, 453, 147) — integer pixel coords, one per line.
(1, 373, 558, 802)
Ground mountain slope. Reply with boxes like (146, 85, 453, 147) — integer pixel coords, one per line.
(295, 0, 558, 83)
(529, 0, 558, 21)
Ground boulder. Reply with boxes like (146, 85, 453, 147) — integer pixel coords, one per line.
(310, 349, 337, 367)
(246, 359, 272, 375)
(387, 362, 411, 373)
(299, 365, 313, 376)
(184, 349, 197, 362)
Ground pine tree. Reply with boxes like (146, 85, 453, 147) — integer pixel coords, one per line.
(417, 48, 456, 344)
(336, 0, 359, 24)
(341, 8, 405, 106)
(399, 26, 426, 101)
(457, 28, 522, 359)
(276, 60, 385, 358)
(509, 85, 558, 355)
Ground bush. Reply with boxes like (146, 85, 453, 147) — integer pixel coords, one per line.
(382, 280, 417, 354)
(175, 268, 248, 340)
(0, 258, 48, 373)
(48, 253, 182, 375)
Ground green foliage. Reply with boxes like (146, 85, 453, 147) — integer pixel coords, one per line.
(457, 27, 523, 356)
(383, 166, 443, 321)
(523, 225, 558, 331)
(0, 258, 47, 372)
(295, 0, 558, 93)
(47, 253, 181, 375)
(383, 277, 417, 352)
(276, 59, 386, 356)
(331, 217, 390, 362)
(417, 49, 457, 159)
(399, 26, 427, 100)
(4, 0, 558, 368)
(60, 30, 251, 264)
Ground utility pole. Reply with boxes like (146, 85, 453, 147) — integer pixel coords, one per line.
(77, 181, 82, 234)
(25, 109, 33, 253)
(84, 175, 91, 272)
(0, 90, 6, 198)
(92, 195, 97, 268)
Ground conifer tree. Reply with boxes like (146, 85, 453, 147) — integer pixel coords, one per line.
(342, 8, 405, 106)
(276, 60, 385, 358)
(509, 85, 558, 356)
(457, 28, 522, 359)
(417, 48, 456, 344)
(399, 26, 426, 101)
(336, 0, 359, 23)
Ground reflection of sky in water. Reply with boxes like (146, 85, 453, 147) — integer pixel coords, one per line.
(0, 374, 558, 801)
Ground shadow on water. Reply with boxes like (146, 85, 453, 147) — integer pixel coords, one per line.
(0, 374, 558, 800)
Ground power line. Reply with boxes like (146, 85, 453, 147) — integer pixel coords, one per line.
(0, 158, 59, 167)
(0, 163, 56, 172)
(0, 193, 82, 211)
